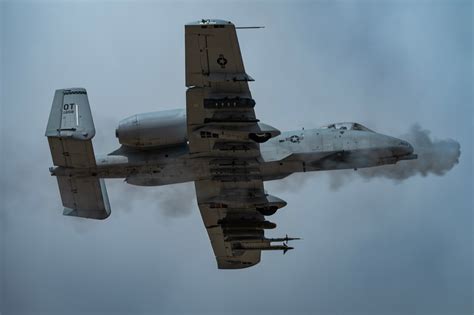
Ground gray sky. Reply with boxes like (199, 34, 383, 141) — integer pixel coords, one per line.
(1, 1, 472, 315)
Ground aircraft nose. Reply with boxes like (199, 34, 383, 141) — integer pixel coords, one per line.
(394, 139, 414, 156)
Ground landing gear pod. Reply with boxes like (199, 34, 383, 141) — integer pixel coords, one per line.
(249, 132, 272, 143)
(256, 194, 287, 216)
(249, 123, 280, 143)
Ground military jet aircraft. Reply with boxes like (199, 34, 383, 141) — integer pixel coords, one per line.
(46, 19, 417, 269)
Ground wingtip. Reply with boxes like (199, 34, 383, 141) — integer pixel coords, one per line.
(186, 19, 233, 26)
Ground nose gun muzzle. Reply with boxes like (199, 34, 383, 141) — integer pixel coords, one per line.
(396, 140, 417, 160)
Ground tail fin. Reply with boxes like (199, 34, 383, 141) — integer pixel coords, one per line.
(46, 88, 111, 219)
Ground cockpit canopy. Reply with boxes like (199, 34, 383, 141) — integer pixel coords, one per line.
(320, 122, 374, 132)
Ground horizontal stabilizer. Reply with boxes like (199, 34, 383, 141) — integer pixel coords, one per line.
(46, 88, 111, 220)
(57, 177, 111, 220)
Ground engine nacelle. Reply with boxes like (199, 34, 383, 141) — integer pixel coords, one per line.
(116, 109, 187, 148)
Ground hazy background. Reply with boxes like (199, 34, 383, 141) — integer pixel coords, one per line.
(1, 1, 472, 314)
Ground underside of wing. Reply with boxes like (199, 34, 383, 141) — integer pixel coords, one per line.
(195, 180, 263, 269)
(186, 19, 295, 269)
(195, 180, 293, 269)
(185, 19, 253, 90)
(185, 20, 280, 156)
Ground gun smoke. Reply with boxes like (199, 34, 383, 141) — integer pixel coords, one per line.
(108, 180, 196, 219)
(328, 124, 461, 189)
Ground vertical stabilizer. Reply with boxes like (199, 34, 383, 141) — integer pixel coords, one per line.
(46, 88, 111, 219)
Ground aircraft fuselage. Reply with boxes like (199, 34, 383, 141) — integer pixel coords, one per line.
(50, 126, 416, 186)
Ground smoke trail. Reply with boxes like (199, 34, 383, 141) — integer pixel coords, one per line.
(155, 182, 196, 218)
(108, 180, 196, 219)
(327, 124, 461, 189)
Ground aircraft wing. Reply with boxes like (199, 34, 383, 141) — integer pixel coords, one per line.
(194, 180, 263, 269)
(185, 19, 253, 91)
(186, 20, 293, 269)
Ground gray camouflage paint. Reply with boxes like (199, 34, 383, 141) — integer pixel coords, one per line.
(50, 107, 415, 186)
(1, 1, 472, 314)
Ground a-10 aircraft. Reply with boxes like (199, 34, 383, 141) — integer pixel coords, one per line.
(46, 19, 417, 269)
